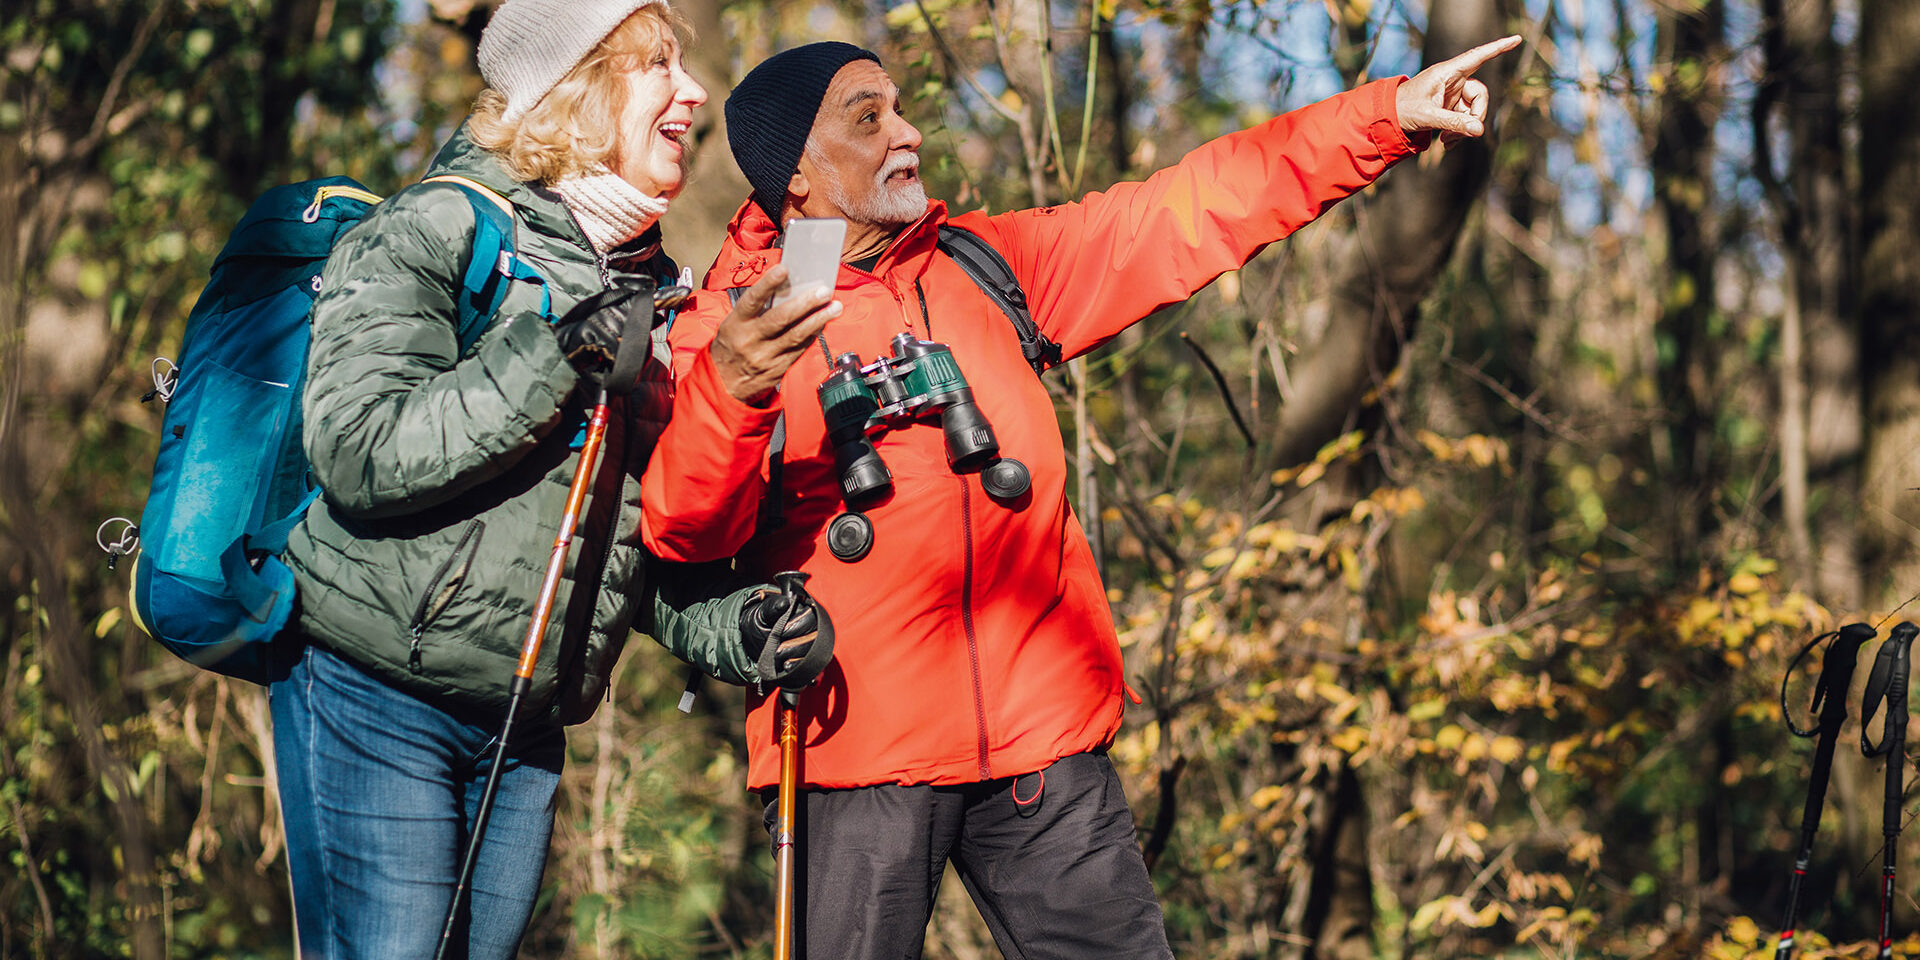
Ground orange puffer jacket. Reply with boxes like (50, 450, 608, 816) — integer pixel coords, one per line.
(642, 78, 1421, 790)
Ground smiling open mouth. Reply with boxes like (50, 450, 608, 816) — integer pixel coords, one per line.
(659, 122, 689, 143)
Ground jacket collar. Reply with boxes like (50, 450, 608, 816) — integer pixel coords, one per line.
(425, 125, 594, 255)
(704, 197, 948, 292)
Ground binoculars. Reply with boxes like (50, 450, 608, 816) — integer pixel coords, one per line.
(817, 332, 1029, 505)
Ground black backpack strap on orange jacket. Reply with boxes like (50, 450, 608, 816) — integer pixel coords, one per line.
(935, 223, 1061, 376)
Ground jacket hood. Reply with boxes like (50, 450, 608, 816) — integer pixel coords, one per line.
(426, 125, 593, 254)
(703, 196, 948, 292)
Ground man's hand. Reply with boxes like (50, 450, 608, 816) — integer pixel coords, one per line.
(1395, 35, 1523, 144)
(709, 264, 841, 406)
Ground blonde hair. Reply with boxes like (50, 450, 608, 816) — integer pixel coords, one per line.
(468, 5, 688, 185)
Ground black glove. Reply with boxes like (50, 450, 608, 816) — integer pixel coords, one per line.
(552, 279, 692, 391)
(740, 572, 835, 693)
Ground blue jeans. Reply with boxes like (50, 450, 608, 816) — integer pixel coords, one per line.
(270, 642, 564, 960)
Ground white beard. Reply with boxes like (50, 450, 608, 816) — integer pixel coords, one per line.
(819, 151, 927, 226)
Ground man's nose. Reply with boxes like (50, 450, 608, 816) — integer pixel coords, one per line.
(890, 115, 923, 152)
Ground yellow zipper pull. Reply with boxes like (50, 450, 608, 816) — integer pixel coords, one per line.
(302, 184, 385, 223)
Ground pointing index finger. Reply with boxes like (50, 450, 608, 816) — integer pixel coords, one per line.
(1443, 34, 1523, 78)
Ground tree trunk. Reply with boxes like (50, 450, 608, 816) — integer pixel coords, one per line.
(1267, 3, 1510, 472)
(1859, 0, 1920, 607)
(1759, 0, 1855, 599)
(1648, 0, 1725, 568)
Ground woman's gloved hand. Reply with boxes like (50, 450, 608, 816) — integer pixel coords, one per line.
(739, 572, 835, 692)
(551, 279, 692, 391)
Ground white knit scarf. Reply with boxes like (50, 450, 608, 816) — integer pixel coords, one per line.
(551, 166, 671, 256)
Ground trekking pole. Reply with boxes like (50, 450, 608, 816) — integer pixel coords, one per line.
(747, 569, 831, 960)
(773, 684, 801, 960)
(1772, 622, 1875, 960)
(434, 282, 683, 960)
(1860, 621, 1916, 960)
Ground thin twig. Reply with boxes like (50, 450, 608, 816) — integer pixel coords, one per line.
(911, 0, 1024, 124)
(1180, 332, 1255, 447)
(1069, 0, 1101, 194)
(1441, 353, 1587, 444)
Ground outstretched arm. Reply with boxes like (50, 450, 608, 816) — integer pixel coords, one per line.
(957, 35, 1523, 362)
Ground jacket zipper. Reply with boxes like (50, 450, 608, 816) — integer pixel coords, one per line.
(408, 519, 487, 673)
(559, 204, 615, 287)
(961, 481, 990, 779)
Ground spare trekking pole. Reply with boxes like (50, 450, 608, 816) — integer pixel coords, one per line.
(1772, 622, 1875, 960)
(1860, 621, 1916, 960)
(774, 683, 801, 960)
(434, 282, 685, 960)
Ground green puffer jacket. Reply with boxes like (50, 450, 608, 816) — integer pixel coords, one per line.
(285, 128, 757, 724)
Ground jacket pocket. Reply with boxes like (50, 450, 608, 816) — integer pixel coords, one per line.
(406, 518, 487, 674)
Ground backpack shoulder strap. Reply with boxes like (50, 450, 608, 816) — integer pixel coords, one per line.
(935, 223, 1061, 376)
(420, 175, 553, 353)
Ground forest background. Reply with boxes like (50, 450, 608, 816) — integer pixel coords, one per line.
(7, 0, 1920, 957)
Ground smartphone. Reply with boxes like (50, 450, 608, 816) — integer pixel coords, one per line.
(774, 217, 846, 308)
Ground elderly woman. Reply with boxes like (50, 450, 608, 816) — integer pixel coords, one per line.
(269, 1, 804, 956)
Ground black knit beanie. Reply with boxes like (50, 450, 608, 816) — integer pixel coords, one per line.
(726, 41, 882, 222)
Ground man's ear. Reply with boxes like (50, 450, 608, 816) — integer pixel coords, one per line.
(787, 167, 810, 204)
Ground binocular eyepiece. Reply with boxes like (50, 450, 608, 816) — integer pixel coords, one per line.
(816, 332, 1028, 504)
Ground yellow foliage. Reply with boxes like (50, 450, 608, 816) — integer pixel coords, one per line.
(1459, 733, 1488, 763)
(1490, 736, 1524, 764)
(1567, 831, 1603, 870)
(1339, 547, 1362, 591)
(1515, 906, 1567, 943)
(1329, 726, 1368, 754)
(1294, 461, 1326, 488)
(1408, 896, 1454, 934)
(1316, 430, 1364, 464)
(1406, 698, 1446, 722)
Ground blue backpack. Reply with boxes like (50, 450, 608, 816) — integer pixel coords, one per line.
(111, 174, 542, 682)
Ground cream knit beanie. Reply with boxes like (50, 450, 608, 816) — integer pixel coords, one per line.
(478, 0, 668, 122)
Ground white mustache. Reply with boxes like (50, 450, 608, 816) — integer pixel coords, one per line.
(879, 153, 920, 181)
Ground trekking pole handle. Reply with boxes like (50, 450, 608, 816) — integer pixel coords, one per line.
(1785, 623, 1875, 738)
(1862, 623, 1915, 759)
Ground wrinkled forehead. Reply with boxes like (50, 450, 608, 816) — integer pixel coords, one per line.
(814, 60, 899, 124)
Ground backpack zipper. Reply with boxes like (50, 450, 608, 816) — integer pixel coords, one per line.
(301, 185, 383, 222)
(408, 519, 487, 673)
(960, 480, 990, 779)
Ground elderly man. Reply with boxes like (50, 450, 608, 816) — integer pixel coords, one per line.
(641, 35, 1520, 959)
